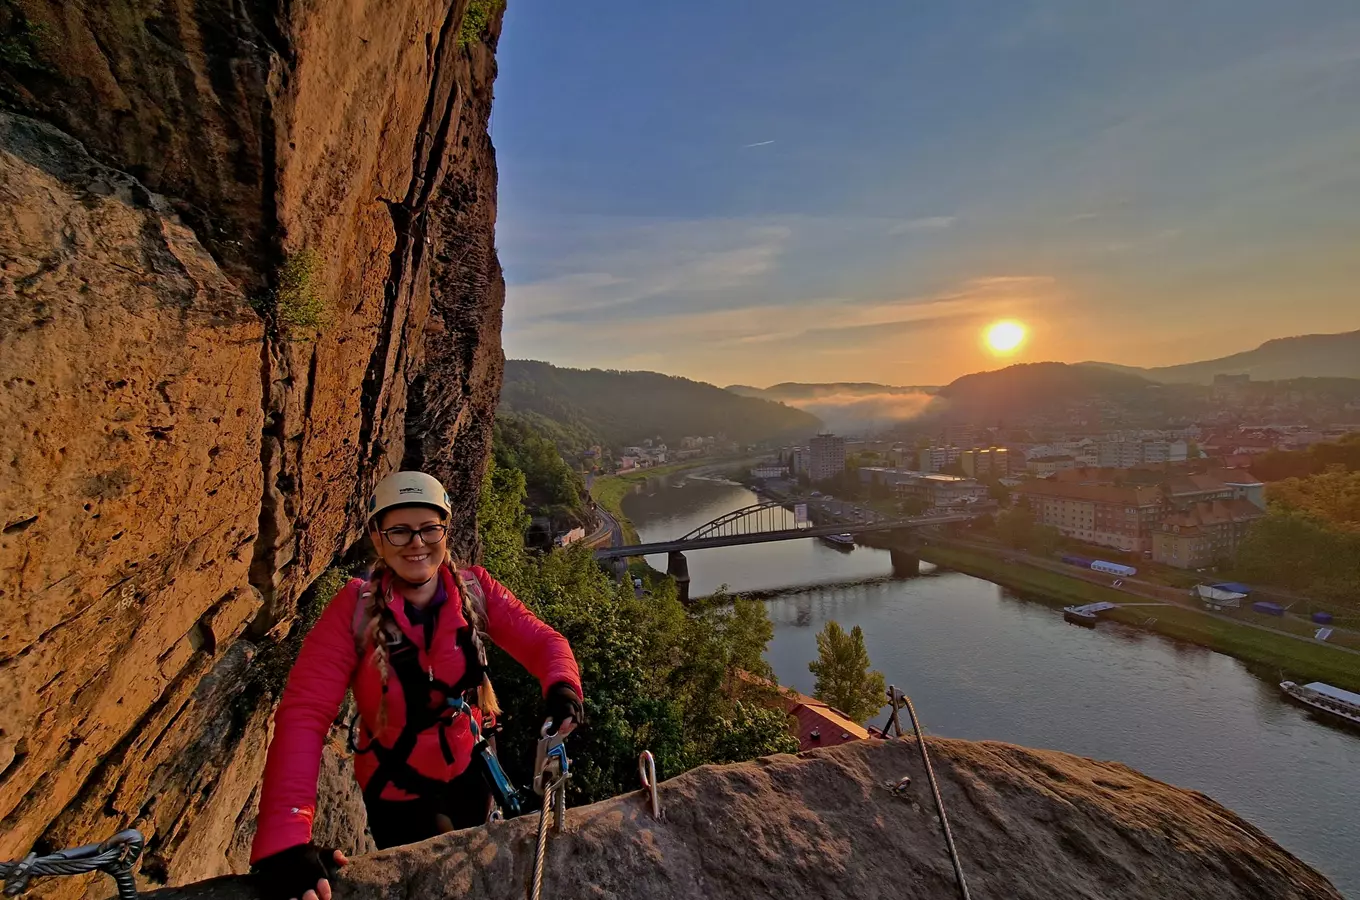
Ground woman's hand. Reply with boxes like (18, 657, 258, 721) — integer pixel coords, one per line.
(252, 843, 349, 900)
(545, 682, 585, 733)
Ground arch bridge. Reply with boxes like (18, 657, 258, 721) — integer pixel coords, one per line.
(595, 498, 973, 601)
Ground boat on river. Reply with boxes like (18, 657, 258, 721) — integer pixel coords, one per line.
(1280, 681, 1360, 728)
(1063, 601, 1116, 627)
(820, 533, 856, 550)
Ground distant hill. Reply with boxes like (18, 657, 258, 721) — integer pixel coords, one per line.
(724, 382, 938, 433)
(1083, 330, 1360, 384)
(500, 360, 823, 451)
(934, 362, 1155, 421)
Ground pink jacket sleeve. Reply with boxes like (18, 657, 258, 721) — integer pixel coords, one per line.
(471, 567, 582, 698)
(249, 580, 362, 864)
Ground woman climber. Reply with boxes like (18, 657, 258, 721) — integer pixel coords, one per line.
(248, 471, 584, 900)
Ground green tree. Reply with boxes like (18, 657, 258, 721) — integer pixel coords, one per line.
(900, 495, 928, 516)
(1032, 522, 1062, 556)
(481, 544, 795, 806)
(1267, 469, 1360, 531)
(995, 505, 1034, 549)
(494, 413, 589, 525)
(1233, 507, 1360, 604)
(808, 621, 886, 724)
(477, 456, 529, 575)
(710, 701, 798, 763)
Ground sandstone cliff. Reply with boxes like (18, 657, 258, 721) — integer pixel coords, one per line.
(0, 0, 505, 892)
(145, 738, 1341, 900)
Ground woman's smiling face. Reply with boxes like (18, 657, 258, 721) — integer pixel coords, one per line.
(371, 506, 447, 584)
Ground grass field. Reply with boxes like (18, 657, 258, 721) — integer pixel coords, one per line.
(918, 543, 1360, 694)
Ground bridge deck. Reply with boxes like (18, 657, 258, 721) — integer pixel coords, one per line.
(594, 514, 970, 559)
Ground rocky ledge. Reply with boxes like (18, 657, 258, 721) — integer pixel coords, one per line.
(141, 737, 1339, 900)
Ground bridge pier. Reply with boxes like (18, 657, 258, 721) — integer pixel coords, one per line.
(610, 556, 628, 581)
(667, 550, 691, 605)
(890, 548, 920, 577)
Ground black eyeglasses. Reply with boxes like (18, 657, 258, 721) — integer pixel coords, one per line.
(378, 524, 448, 547)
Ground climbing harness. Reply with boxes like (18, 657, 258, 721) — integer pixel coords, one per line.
(0, 829, 143, 900)
(348, 571, 493, 806)
(638, 751, 662, 820)
(883, 686, 971, 900)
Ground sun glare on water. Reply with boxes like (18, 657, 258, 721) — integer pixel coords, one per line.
(985, 320, 1026, 354)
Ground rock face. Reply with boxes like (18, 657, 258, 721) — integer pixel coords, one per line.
(0, 0, 505, 893)
(140, 738, 1341, 900)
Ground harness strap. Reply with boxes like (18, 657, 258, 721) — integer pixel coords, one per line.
(362, 637, 456, 803)
(349, 569, 494, 802)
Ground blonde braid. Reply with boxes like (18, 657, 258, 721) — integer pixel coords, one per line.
(448, 549, 501, 717)
(361, 556, 396, 730)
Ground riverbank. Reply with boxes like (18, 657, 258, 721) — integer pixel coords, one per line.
(917, 543, 1360, 694)
(590, 456, 756, 546)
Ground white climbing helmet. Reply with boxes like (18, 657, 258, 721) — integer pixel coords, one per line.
(367, 471, 452, 524)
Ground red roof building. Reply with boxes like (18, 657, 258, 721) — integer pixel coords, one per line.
(737, 672, 884, 751)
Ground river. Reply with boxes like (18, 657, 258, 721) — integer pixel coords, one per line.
(622, 472, 1360, 897)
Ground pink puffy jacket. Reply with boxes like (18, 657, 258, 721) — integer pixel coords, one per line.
(249, 565, 580, 863)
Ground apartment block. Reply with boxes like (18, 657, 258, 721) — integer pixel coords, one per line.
(1015, 480, 1163, 553)
(1153, 499, 1264, 568)
(809, 433, 847, 482)
(960, 447, 1010, 478)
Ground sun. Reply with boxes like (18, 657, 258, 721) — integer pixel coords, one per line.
(984, 320, 1026, 354)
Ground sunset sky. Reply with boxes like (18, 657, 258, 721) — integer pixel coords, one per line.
(493, 0, 1360, 387)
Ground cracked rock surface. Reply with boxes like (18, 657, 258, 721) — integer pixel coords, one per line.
(0, 1, 504, 894)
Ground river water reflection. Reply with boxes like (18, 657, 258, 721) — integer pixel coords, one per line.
(622, 473, 1360, 896)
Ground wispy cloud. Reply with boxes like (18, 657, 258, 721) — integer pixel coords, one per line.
(887, 216, 958, 235)
(742, 140, 776, 148)
(503, 217, 792, 325)
(508, 254, 1063, 373)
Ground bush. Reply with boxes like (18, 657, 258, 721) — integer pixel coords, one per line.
(458, 0, 504, 47)
(274, 250, 329, 331)
(0, 3, 50, 73)
(482, 545, 796, 808)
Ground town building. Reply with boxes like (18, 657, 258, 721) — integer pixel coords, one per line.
(1153, 499, 1265, 568)
(1141, 440, 1189, 464)
(1026, 454, 1076, 477)
(1096, 439, 1187, 468)
(943, 424, 976, 448)
(751, 463, 789, 479)
(1160, 469, 1266, 511)
(737, 673, 882, 751)
(1014, 480, 1163, 553)
(860, 468, 987, 508)
(960, 447, 1010, 478)
(917, 445, 963, 473)
(809, 433, 847, 482)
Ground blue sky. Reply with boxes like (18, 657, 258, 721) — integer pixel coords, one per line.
(493, 0, 1360, 386)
